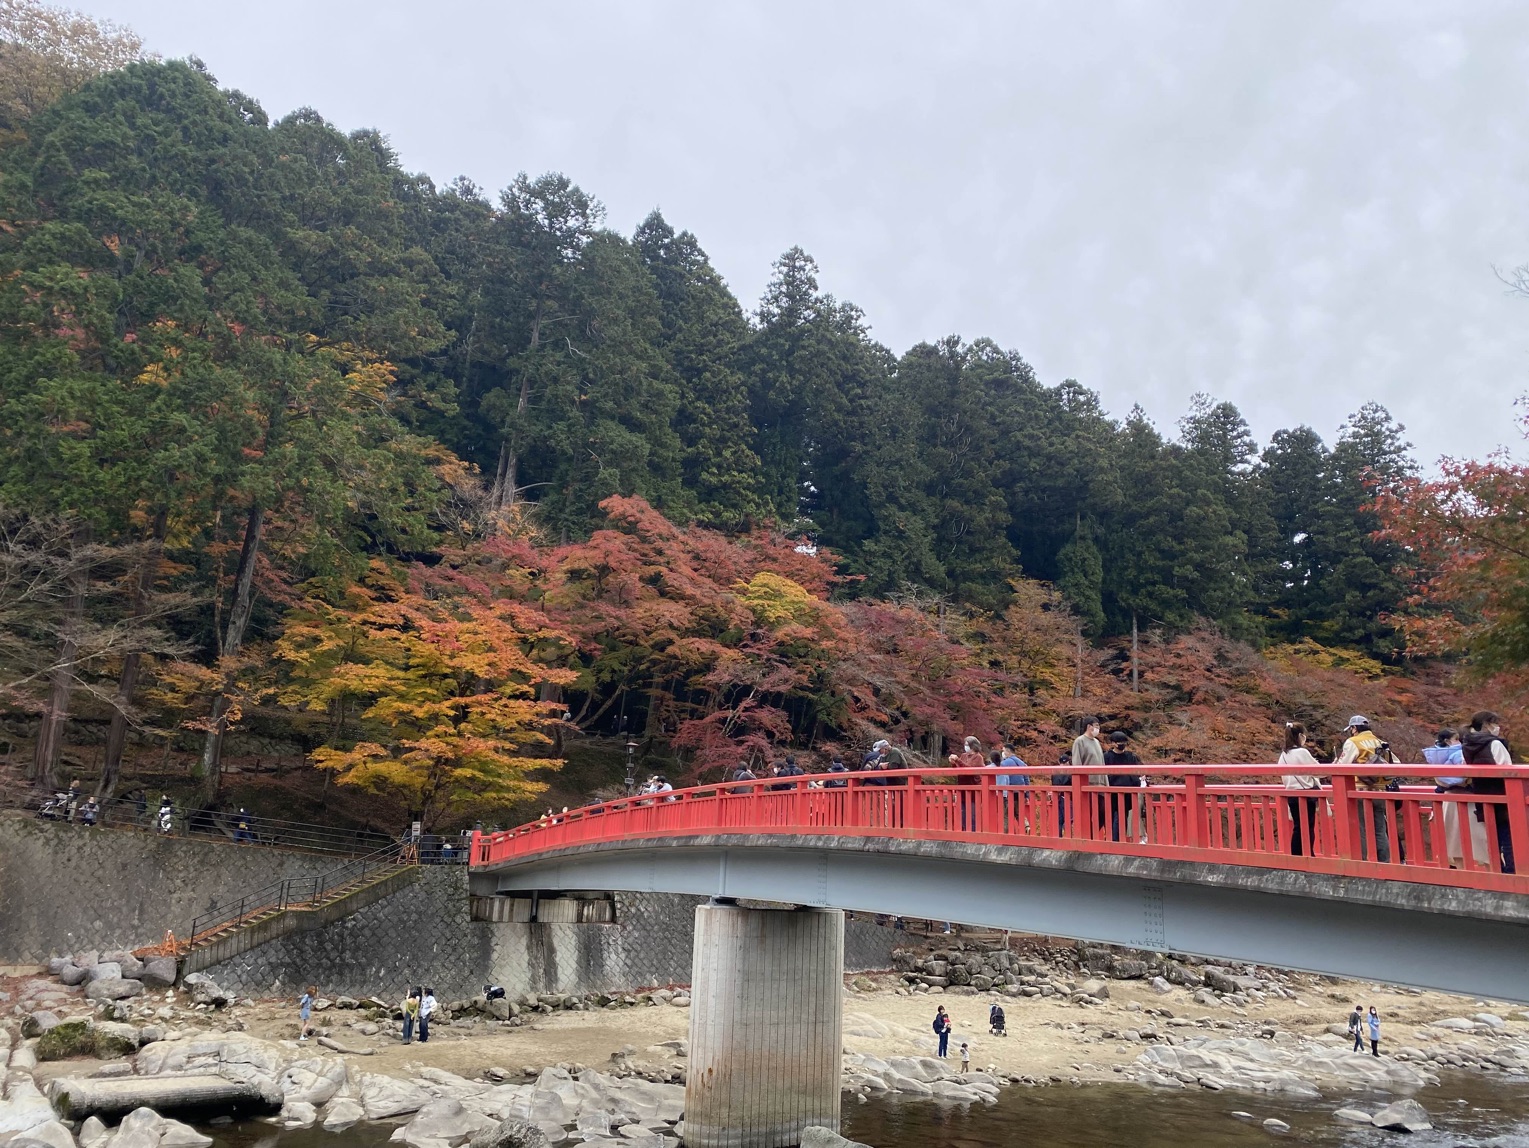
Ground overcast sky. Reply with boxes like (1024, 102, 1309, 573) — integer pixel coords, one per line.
(80, 0, 1529, 462)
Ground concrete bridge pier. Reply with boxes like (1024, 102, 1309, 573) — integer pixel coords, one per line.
(684, 901, 844, 1148)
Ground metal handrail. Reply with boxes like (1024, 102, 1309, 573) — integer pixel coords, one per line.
(21, 793, 394, 855)
(473, 763, 1529, 895)
(185, 841, 412, 948)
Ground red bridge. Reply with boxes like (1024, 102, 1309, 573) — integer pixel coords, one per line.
(471, 765, 1529, 1000)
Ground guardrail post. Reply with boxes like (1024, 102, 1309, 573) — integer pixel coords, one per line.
(1330, 774, 1355, 860)
(1183, 773, 1204, 848)
(1504, 778, 1527, 875)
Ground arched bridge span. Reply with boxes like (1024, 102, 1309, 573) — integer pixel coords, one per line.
(471, 766, 1529, 1001)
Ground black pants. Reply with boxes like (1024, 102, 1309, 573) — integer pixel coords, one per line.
(938, 1030, 949, 1057)
(418, 1014, 430, 1043)
(1287, 795, 1319, 856)
(1492, 804, 1516, 874)
(1371, 1039, 1379, 1057)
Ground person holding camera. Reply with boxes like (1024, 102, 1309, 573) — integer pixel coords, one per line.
(1337, 716, 1400, 863)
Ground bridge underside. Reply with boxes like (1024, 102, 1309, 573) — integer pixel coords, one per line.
(470, 834, 1529, 1002)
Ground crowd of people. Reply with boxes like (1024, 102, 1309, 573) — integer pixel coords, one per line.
(665, 708, 1517, 874)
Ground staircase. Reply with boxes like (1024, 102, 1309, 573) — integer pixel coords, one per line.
(175, 845, 420, 976)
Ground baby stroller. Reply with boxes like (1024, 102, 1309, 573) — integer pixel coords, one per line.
(989, 1003, 1007, 1036)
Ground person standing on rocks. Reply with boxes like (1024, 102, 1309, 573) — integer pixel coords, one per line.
(933, 1005, 952, 1059)
(1367, 1006, 1381, 1056)
(402, 987, 421, 1043)
(298, 985, 316, 1041)
(1348, 1004, 1365, 1052)
(419, 986, 437, 1043)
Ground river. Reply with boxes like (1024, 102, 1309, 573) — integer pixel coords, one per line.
(197, 1073, 1529, 1148)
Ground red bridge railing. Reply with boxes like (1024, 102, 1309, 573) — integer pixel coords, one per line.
(472, 766, 1529, 894)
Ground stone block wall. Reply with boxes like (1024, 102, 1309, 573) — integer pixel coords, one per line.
(0, 813, 340, 963)
(202, 869, 905, 1001)
(1, 812, 904, 1000)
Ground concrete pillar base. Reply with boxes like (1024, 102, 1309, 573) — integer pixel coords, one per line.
(684, 902, 844, 1148)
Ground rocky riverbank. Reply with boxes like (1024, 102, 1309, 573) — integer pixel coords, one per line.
(5, 938, 1529, 1144)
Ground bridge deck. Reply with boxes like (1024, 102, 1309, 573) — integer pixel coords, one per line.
(473, 765, 1528, 893)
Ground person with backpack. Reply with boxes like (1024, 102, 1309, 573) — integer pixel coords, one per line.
(767, 756, 805, 791)
(1337, 716, 1396, 862)
(1463, 710, 1517, 874)
(932, 1005, 952, 1058)
(824, 756, 850, 788)
(728, 763, 757, 795)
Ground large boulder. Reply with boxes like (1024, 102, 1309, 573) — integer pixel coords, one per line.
(1164, 962, 1202, 987)
(799, 1127, 873, 1148)
(1371, 1099, 1431, 1133)
(22, 1011, 63, 1039)
(138, 959, 177, 990)
(467, 1120, 548, 1148)
(0, 1077, 59, 1135)
(392, 1098, 497, 1148)
(180, 974, 228, 1008)
(89, 1022, 141, 1059)
(85, 979, 144, 1003)
(321, 1097, 365, 1131)
(37, 1020, 96, 1061)
(57, 966, 89, 987)
(279, 1058, 348, 1107)
(85, 963, 123, 984)
(359, 1073, 433, 1120)
(19, 1119, 79, 1148)
(1201, 967, 1239, 995)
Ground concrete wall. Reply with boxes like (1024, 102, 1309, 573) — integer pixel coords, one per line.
(0, 813, 339, 963)
(0, 813, 904, 1000)
(201, 868, 903, 1001)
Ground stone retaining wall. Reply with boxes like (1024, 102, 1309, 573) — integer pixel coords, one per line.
(0, 813, 903, 1000)
(0, 813, 340, 963)
(202, 867, 904, 1000)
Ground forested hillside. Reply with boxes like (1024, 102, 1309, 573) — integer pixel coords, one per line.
(0, 29, 1519, 829)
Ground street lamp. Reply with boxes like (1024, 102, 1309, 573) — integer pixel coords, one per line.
(625, 740, 639, 795)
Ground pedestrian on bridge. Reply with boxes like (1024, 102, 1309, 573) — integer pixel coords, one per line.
(1463, 711, 1517, 874)
(1104, 731, 1143, 843)
(1338, 717, 1397, 863)
(1072, 718, 1108, 835)
(1280, 723, 1323, 857)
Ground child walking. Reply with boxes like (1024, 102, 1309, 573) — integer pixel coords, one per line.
(298, 984, 316, 1042)
(959, 1043, 971, 1071)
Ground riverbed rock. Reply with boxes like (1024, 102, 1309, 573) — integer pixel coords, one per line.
(21, 1012, 62, 1039)
(78, 1117, 108, 1148)
(90, 1022, 142, 1058)
(1371, 1099, 1431, 1133)
(1331, 1109, 1372, 1124)
(280, 1102, 317, 1128)
(85, 979, 144, 1003)
(138, 960, 177, 990)
(16, 1120, 77, 1148)
(37, 1019, 95, 1060)
(180, 974, 228, 1008)
(57, 966, 88, 987)
(360, 1072, 433, 1120)
(279, 1057, 347, 1106)
(466, 1118, 549, 1148)
(1428, 1017, 1479, 1032)
(393, 1097, 498, 1148)
(321, 1097, 365, 1131)
(1261, 1118, 1290, 1133)
(0, 1076, 58, 1135)
(85, 963, 123, 984)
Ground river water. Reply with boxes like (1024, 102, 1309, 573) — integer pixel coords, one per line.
(200, 1074, 1529, 1148)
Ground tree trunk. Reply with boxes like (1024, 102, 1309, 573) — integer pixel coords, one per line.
(496, 302, 542, 511)
(1073, 626, 1084, 699)
(32, 525, 90, 790)
(198, 504, 263, 800)
(99, 509, 168, 798)
(1131, 611, 1140, 694)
